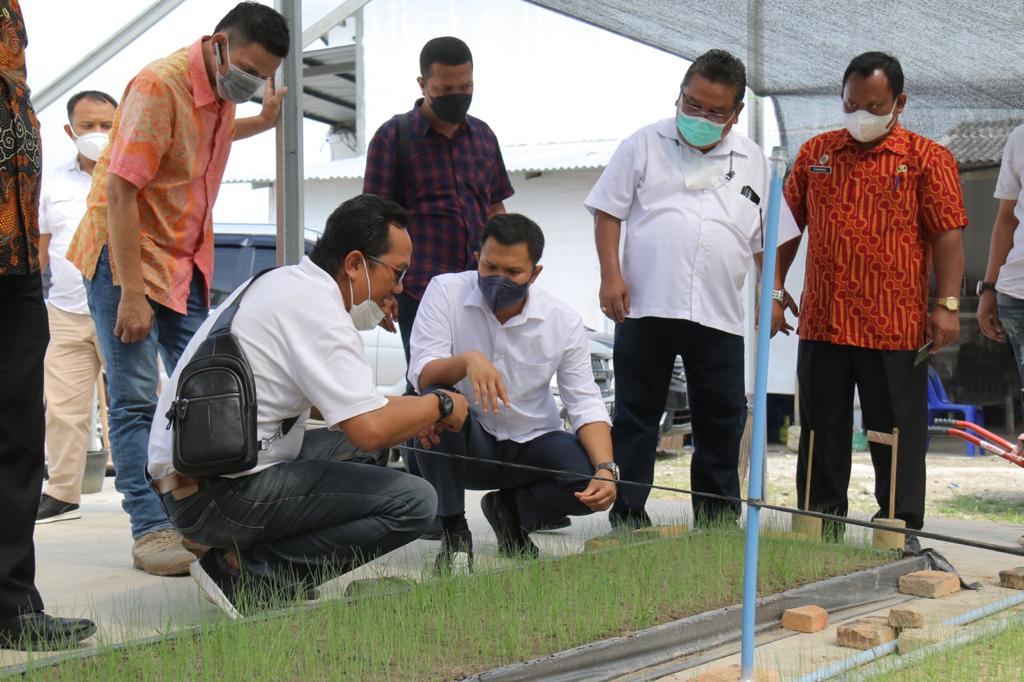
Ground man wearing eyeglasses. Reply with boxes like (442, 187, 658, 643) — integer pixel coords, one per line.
(585, 49, 799, 530)
(66, 2, 290, 576)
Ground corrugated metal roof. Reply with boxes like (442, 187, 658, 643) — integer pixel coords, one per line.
(225, 138, 621, 184)
(942, 119, 1022, 171)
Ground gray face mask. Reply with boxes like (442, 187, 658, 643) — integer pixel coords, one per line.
(214, 40, 265, 104)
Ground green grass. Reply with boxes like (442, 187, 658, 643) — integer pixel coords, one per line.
(25, 531, 887, 682)
(936, 494, 1024, 524)
(869, 613, 1024, 681)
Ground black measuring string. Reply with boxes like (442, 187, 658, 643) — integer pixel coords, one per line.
(396, 443, 1024, 558)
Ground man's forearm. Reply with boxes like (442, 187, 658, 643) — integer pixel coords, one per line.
(777, 235, 802, 286)
(107, 176, 145, 295)
(233, 115, 272, 141)
(932, 229, 965, 297)
(983, 201, 1019, 282)
(340, 394, 445, 451)
(576, 421, 614, 468)
(417, 355, 469, 391)
(38, 233, 50, 271)
(594, 211, 622, 278)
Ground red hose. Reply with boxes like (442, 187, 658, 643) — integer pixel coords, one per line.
(933, 427, 1024, 468)
(931, 418, 1015, 451)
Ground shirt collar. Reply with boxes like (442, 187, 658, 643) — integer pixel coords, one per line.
(190, 37, 218, 110)
(463, 272, 545, 324)
(410, 98, 478, 137)
(655, 117, 747, 158)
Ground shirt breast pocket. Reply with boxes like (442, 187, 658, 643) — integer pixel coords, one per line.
(726, 191, 761, 247)
(504, 357, 553, 400)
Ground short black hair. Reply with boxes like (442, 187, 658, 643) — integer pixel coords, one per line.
(681, 49, 747, 106)
(481, 214, 545, 265)
(66, 90, 117, 120)
(842, 51, 904, 98)
(310, 194, 409, 278)
(419, 36, 473, 78)
(214, 2, 290, 58)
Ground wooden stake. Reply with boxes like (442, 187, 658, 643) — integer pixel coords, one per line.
(804, 430, 815, 512)
(889, 428, 900, 521)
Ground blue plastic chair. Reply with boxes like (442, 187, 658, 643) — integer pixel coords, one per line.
(927, 366, 983, 456)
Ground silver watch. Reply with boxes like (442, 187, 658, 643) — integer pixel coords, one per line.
(771, 289, 786, 304)
(596, 462, 620, 481)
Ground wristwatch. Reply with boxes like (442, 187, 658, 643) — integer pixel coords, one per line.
(976, 281, 997, 296)
(771, 289, 786, 304)
(429, 390, 453, 420)
(935, 296, 960, 312)
(595, 462, 620, 481)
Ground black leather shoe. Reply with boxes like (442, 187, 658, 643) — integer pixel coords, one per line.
(481, 490, 539, 559)
(434, 525, 473, 575)
(903, 534, 922, 555)
(0, 611, 96, 651)
(609, 506, 652, 530)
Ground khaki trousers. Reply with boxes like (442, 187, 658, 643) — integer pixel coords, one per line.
(43, 303, 103, 504)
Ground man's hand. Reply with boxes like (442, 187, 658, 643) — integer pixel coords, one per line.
(417, 423, 442, 449)
(927, 306, 960, 352)
(438, 390, 469, 432)
(574, 469, 617, 511)
(257, 78, 287, 130)
(599, 272, 630, 324)
(770, 291, 798, 337)
(114, 291, 153, 343)
(977, 292, 1004, 342)
(379, 297, 398, 333)
(465, 351, 510, 414)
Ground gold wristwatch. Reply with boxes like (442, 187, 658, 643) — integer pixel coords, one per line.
(935, 296, 960, 312)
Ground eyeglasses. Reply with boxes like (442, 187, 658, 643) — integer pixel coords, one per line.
(366, 254, 408, 285)
(680, 99, 736, 125)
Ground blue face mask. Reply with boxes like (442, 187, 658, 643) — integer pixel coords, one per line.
(676, 110, 728, 148)
(478, 274, 530, 314)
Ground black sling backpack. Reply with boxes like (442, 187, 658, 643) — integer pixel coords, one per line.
(165, 269, 296, 478)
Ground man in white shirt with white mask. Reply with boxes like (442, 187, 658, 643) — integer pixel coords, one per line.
(410, 214, 617, 572)
(36, 90, 117, 524)
(148, 194, 468, 618)
(585, 50, 799, 530)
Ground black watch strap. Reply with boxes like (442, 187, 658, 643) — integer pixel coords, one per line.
(977, 281, 997, 295)
(429, 390, 453, 420)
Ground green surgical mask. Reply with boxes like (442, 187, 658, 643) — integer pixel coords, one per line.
(676, 110, 728, 148)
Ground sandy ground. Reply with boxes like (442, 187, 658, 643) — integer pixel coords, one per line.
(653, 438, 1024, 522)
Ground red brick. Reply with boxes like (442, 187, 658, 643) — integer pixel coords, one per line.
(781, 605, 829, 633)
(898, 570, 960, 598)
(888, 607, 924, 629)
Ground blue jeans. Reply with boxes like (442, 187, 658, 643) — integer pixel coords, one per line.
(998, 293, 1024, 415)
(159, 429, 437, 588)
(85, 247, 207, 538)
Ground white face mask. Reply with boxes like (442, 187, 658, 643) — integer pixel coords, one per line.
(348, 257, 386, 331)
(843, 102, 897, 143)
(72, 130, 109, 161)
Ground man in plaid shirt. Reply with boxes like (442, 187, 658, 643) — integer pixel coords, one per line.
(363, 36, 515, 389)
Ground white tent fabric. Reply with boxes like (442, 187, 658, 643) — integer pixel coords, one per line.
(525, 0, 1024, 156)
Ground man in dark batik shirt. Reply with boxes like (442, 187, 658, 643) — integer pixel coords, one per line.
(0, 0, 96, 651)
(363, 36, 514, 391)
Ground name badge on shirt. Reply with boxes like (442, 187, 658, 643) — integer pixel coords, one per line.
(809, 165, 832, 174)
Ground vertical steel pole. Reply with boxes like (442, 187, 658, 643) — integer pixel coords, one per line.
(275, 0, 304, 265)
(739, 146, 787, 681)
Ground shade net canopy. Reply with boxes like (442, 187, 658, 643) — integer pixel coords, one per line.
(526, 0, 1024, 159)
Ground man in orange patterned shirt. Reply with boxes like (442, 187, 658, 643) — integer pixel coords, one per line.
(778, 52, 966, 548)
(66, 2, 290, 576)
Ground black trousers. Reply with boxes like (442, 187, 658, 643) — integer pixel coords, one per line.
(612, 317, 746, 525)
(796, 340, 928, 531)
(417, 412, 594, 529)
(0, 274, 47, 616)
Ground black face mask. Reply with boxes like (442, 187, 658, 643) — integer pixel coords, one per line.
(429, 93, 472, 123)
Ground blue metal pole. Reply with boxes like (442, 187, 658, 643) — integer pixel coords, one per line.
(739, 146, 787, 681)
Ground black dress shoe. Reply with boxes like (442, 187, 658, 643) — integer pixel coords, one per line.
(434, 525, 473, 575)
(481, 490, 539, 559)
(0, 611, 96, 651)
(903, 534, 922, 555)
(525, 515, 571, 533)
(609, 506, 652, 530)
